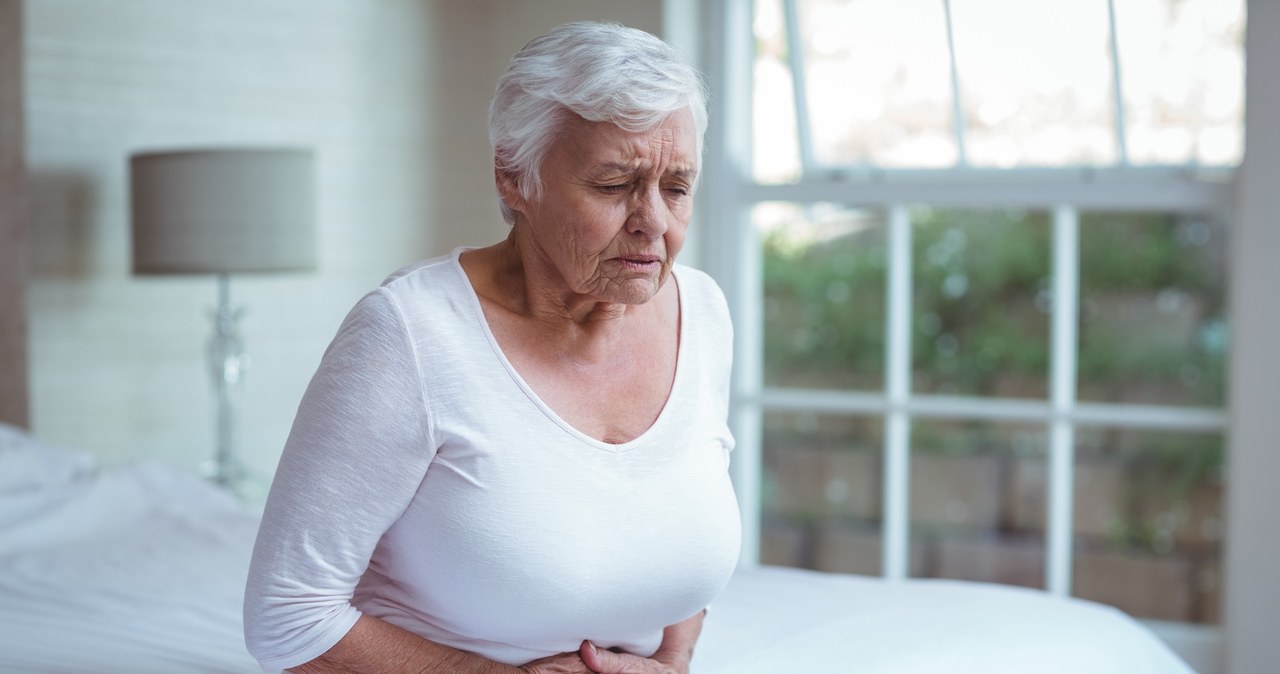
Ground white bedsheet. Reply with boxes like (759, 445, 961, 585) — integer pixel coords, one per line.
(696, 566, 1196, 673)
(0, 461, 262, 673)
(0, 425, 1195, 674)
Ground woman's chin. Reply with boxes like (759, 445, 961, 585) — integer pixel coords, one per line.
(595, 278, 663, 305)
(610, 285, 660, 305)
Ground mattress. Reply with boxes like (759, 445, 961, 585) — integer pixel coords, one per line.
(0, 423, 1195, 674)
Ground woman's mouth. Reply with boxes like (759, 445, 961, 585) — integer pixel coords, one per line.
(617, 255, 662, 269)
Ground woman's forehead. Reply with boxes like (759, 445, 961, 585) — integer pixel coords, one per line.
(560, 112, 698, 173)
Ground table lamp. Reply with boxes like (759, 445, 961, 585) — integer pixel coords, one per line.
(129, 148, 316, 489)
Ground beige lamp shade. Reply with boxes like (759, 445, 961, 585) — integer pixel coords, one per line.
(130, 148, 316, 274)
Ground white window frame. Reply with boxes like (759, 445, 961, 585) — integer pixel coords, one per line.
(686, 1, 1252, 670)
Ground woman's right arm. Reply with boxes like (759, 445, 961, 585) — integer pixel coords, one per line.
(246, 291, 593, 674)
(289, 616, 514, 674)
(290, 615, 593, 674)
(243, 290, 435, 669)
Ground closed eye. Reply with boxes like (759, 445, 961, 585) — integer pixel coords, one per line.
(597, 183, 630, 194)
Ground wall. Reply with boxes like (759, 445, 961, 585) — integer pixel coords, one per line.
(26, 0, 442, 487)
(1, 0, 28, 429)
(23, 0, 665, 491)
(1225, 0, 1280, 671)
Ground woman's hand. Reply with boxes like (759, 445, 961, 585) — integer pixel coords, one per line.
(577, 609, 705, 674)
(578, 642, 688, 674)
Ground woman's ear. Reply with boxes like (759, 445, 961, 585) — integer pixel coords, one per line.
(495, 167, 526, 214)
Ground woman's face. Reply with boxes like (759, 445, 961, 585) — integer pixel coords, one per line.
(504, 109, 698, 306)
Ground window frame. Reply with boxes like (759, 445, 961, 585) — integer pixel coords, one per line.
(692, 0, 1236, 667)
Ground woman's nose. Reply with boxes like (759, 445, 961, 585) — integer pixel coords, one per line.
(626, 185, 669, 237)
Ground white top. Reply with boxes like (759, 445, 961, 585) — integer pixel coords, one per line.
(243, 249, 741, 671)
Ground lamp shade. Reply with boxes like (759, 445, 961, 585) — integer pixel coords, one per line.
(130, 148, 316, 275)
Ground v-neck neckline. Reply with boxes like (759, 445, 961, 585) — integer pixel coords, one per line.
(450, 247, 686, 453)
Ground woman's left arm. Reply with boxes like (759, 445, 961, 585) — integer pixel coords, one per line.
(578, 610, 706, 674)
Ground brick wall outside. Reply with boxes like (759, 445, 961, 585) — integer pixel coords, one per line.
(760, 440, 1224, 624)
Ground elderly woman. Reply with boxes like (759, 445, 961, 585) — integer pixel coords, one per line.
(243, 21, 740, 674)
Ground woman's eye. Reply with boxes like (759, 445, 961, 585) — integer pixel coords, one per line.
(598, 183, 629, 193)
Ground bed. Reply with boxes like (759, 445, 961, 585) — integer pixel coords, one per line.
(0, 423, 1196, 674)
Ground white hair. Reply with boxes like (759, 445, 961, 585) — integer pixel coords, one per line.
(488, 21, 708, 225)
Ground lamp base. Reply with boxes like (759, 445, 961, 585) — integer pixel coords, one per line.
(200, 457, 248, 488)
(208, 273, 250, 497)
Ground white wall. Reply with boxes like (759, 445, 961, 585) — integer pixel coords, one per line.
(23, 0, 665, 493)
(1225, 1, 1280, 671)
(27, 0, 444, 489)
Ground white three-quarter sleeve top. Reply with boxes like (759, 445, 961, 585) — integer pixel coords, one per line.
(243, 249, 741, 671)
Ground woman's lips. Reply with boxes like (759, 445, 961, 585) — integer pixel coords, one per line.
(616, 254, 662, 268)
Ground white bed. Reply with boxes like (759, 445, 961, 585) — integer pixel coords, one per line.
(0, 423, 1196, 674)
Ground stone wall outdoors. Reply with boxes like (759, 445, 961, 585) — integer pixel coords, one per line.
(760, 436, 1223, 624)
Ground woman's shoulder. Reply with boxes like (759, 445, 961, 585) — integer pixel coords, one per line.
(380, 247, 471, 291)
(367, 248, 475, 311)
(340, 248, 475, 332)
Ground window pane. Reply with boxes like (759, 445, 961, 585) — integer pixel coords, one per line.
(951, 0, 1118, 167)
(761, 203, 886, 390)
(911, 207, 1051, 398)
(761, 411, 883, 575)
(1078, 212, 1227, 406)
(1070, 427, 1224, 624)
(792, 0, 957, 168)
(910, 419, 1047, 588)
(766, 0, 1246, 172)
(754, 0, 802, 183)
(1115, 0, 1245, 166)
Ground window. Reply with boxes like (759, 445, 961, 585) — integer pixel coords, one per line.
(700, 0, 1242, 661)
(752, 0, 1244, 178)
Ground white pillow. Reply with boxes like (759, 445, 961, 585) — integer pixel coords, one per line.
(0, 422, 96, 493)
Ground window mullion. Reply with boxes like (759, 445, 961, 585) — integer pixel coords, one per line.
(782, 0, 817, 174)
(1107, 0, 1131, 166)
(700, 0, 760, 567)
(941, 0, 969, 167)
(883, 204, 913, 580)
(1047, 204, 1081, 596)
(731, 221, 764, 568)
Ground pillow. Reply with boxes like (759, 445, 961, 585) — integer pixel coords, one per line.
(0, 423, 96, 494)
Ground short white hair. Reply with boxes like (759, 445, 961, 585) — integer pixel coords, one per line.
(488, 21, 708, 225)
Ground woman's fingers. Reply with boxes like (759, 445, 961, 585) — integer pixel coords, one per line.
(579, 641, 676, 674)
(580, 641, 627, 673)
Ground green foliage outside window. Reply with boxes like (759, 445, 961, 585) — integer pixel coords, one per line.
(763, 207, 1225, 406)
(761, 207, 1227, 556)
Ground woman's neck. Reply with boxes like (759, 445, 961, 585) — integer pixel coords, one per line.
(461, 236, 674, 366)
(492, 231, 645, 326)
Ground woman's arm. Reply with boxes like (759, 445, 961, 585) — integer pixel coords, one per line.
(244, 290, 443, 668)
(290, 615, 595, 674)
(289, 615, 514, 674)
(578, 610, 706, 674)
